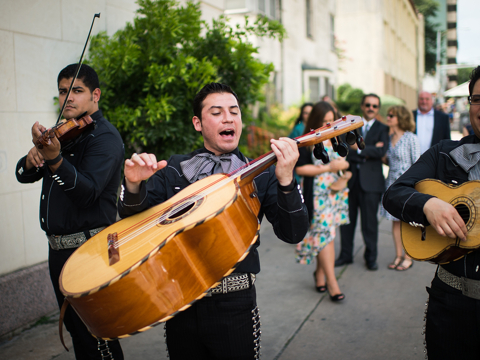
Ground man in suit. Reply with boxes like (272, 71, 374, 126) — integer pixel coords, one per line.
(413, 91, 451, 154)
(335, 93, 389, 270)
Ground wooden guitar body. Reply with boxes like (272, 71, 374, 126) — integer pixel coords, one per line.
(60, 174, 260, 339)
(401, 179, 480, 264)
(58, 115, 364, 342)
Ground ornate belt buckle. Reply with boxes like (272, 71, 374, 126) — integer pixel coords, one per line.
(461, 277, 480, 300)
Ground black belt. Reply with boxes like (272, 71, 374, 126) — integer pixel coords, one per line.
(206, 273, 256, 296)
(437, 266, 480, 300)
(47, 227, 105, 250)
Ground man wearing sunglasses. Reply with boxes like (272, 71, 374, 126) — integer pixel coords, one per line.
(413, 91, 451, 154)
(336, 94, 389, 270)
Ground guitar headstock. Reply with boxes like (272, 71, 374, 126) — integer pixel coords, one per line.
(295, 115, 364, 148)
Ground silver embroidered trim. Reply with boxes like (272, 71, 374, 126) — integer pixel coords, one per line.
(209, 273, 256, 295)
(97, 339, 114, 359)
(423, 298, 428, 359)
(252, 305, 261, 359)
(47, 227, 105, 250)
(437, 267, 463, 291)
(438, 266, 480, 300)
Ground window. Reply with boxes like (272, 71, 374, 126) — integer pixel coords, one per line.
(306, 0, 313, 38)
(330, 14, 335, 51)
(258, 0, 266, 14)
(309, 77, 320, 102)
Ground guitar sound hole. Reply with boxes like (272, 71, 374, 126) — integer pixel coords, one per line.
(168, 202, 195, 219)
(455, 204, 470, 224)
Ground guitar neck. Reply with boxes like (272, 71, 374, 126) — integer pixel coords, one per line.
(235, 115, 363, 185)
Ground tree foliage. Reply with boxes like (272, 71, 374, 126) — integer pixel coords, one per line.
(336, 84, 364, 116)
(87, 0, 285, 159)
(413, 0, 441, 73)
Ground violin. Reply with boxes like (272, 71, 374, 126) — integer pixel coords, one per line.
(35, 114, 95, 149)
(35, 13, 100, 150)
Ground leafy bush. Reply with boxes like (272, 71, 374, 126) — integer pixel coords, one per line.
(336, 83, 364, 116)
(87, 0, 285, 159)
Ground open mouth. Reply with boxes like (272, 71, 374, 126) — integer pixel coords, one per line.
(220, 129, 235, 138)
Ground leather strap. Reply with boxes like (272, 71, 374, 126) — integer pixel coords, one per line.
(59, 298, 70, 352)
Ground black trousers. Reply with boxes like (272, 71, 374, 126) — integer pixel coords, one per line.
(426, 275, 480, 359)
(49, 247, 124, 360)
(165, 285, 260, 360)
(339, 178, 382, 264)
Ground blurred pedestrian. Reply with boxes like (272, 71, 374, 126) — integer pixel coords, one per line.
(413, 91, 450, 154)
(295, 101, 350, 302)
(336, 94, 389, 271)
(289, 103, 313, 139)
(380, 105, 420, 271)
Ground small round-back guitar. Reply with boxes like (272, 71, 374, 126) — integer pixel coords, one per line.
(401, 179, 480, 264)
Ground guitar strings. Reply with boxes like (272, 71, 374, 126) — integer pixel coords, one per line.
(111, 118, 360, 249)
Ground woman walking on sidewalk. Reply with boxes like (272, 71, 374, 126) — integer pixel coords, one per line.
(381, 105, 420, 271)
(295, 101, 350, 302)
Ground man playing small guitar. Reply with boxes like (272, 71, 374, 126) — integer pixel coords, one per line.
(383, 66, 480, 359)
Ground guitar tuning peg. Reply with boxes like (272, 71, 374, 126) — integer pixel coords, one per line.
(345, 131, 356, 145)
(313, 143, 330, 164)
(331, 136, 338, 152)
(335, 137, 349, 157)
(354, 129, 366, 150)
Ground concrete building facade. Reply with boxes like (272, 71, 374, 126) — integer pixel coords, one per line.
(1, 0, 341, 337)
(335, 0, 423, 109)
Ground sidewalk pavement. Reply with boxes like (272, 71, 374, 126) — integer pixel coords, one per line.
(0, 217, 434, 360)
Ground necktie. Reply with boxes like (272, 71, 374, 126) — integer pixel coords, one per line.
(449, 143, 480, 180)
(180, 152, 246, 183)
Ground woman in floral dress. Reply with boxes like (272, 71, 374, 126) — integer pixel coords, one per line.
(381, 105, 420, 271)
(295, 101, 350, 301)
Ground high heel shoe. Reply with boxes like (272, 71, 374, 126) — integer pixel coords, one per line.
(330, 293, 345, 302)
(313, 271, 327, 293)
(326, 285, 345, 302)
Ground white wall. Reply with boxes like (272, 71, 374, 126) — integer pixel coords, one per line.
(0, 0, 138, 276)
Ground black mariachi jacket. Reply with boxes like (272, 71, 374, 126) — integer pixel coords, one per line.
(383, 135, 480, 279)
(16, 110, 124, 236)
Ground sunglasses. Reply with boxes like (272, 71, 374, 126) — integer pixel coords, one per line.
(364, 103, 379, 109)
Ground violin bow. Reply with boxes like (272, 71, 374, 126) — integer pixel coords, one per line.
(56, 13, 101, 125)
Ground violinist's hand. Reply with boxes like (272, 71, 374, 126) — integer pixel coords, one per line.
(270, 137, 299, 190)
(424, 197, 467, 242)
(124, 153, 167, 193)
(25, 146, 45, 170)
(31, 121, 47, 144)
(32, 122, 61, 162)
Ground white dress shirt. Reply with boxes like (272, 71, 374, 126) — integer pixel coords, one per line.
(416, 108, 434, 154)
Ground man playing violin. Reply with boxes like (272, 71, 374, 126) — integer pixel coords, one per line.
(383, 66, 480, 359)
(15, 64, 124, 360)
(118, 82, 309, 359)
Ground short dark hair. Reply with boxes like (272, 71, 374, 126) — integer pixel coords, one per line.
(57, 64, 100, 93)
(193, 83, 239, 120)
(469, 66, 480, 96)
(361, 93, 381, 108)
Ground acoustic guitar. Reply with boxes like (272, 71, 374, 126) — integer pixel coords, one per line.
(401, 179, 480, 264)
(59, 115, 364, 341)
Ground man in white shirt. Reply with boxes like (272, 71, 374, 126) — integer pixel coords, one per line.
(336, 94, 389, 271)
(413, 91, 450, 153)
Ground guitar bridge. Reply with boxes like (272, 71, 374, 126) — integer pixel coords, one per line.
(108, 232, 120, 266)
